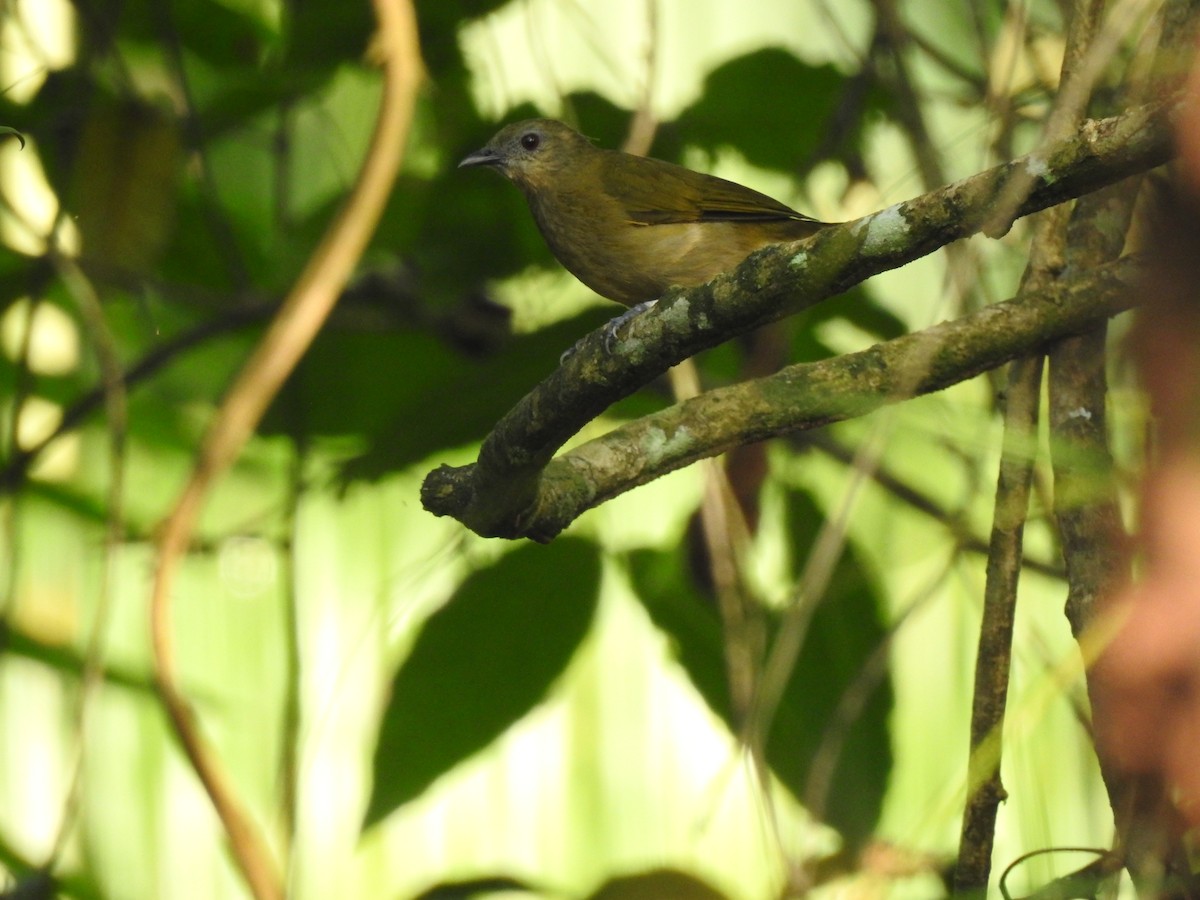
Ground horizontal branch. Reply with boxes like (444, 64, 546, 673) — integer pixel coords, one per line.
(426, 257, 1140, 540)
(422, 98, 1173, 539)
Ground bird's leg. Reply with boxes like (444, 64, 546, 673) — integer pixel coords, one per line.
(602, 299, 656, 353)
(558, 299, 657, 364)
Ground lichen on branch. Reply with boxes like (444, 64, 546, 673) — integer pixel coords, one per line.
(421, 98, 1173, 541)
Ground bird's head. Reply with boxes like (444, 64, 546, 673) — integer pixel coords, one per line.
(458, 119, 593, 191)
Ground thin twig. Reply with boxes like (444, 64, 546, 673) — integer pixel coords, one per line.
(152, 0, 251, 287)
(804, 549, 959, 826)
(954, 3, 1106, 889)
(982, 0, 1166, 237)
(0, 304, 272, 495)
(44, 253, 128, 868)
(953, 353, 1044, 895)
(808, 432, 1063, 578)
(148, 2, 423, 898)
(870, 0, 995, 323)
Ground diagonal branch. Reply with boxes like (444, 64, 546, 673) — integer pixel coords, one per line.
(422, 97, 1173, 541)
(426, 257, 1140, 541)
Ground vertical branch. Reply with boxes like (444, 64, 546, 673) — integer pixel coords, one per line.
(270, 53, 302, 867)
(953, 353, 1044, 895)
(277, 430, 306, 865)
(147, 3, 423, 898)
(0, 288, 38, 628)
(620, 0, 659, 157)
(954, 2, 1109, 890)
(1051, 185, 1134, 640)
(1050, 182, 1189, 890)
(1054, 0, 1200, 887)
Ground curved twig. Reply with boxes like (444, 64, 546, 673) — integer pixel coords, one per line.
(148, 3, 423, 898)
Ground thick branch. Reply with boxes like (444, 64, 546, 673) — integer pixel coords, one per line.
(426, 257, 1140, 541)
(421, 99, 1172, 539)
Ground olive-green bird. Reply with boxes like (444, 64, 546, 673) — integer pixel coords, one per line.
(459, 118, 826, 312)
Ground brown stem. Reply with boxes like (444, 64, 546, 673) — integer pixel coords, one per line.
(147, 3, 423, 898)
(1051, 0, 1200, 889)
(953, 354, 1044, 894)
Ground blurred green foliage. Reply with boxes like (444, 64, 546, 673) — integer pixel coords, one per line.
(0, 0, 1144, 898)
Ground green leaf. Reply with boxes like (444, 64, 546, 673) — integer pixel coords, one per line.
(173, 0, 279, 67)
(673, 49, 846, 171)
(628, 488, 893, 850)
(284, 310, 615, 485)
(364, 538, 602, 828)
(285, 1, 374, 72)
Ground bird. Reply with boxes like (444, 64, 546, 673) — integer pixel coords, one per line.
(458, 118, 826, 324)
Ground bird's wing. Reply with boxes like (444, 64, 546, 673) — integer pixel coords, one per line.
(601, 152, 818, 226)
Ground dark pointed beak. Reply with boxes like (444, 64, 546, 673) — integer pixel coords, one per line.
(458, 147, 503, 169)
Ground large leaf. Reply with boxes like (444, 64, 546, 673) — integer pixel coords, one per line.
(365, 538, 602, 828)
(628, 489, 893, 849)
(282, 308, 619, 485)
(673, 49, 848, 172)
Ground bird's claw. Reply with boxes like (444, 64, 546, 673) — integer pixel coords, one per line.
(559, 341, 582, 365)
(602, 300, 654, 353)
(558, 300, 656, 365)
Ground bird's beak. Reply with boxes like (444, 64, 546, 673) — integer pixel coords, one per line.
(458, 147, 503, 169)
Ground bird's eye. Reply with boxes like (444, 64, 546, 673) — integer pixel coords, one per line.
(520, 132, 541, 151)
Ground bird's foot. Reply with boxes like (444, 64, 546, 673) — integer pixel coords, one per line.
(559, 341, 582, 365)
(558, 300, 657, 365)
(602, 300, 655, 353)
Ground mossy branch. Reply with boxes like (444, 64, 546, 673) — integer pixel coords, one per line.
(422, 98, 1173, 541)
